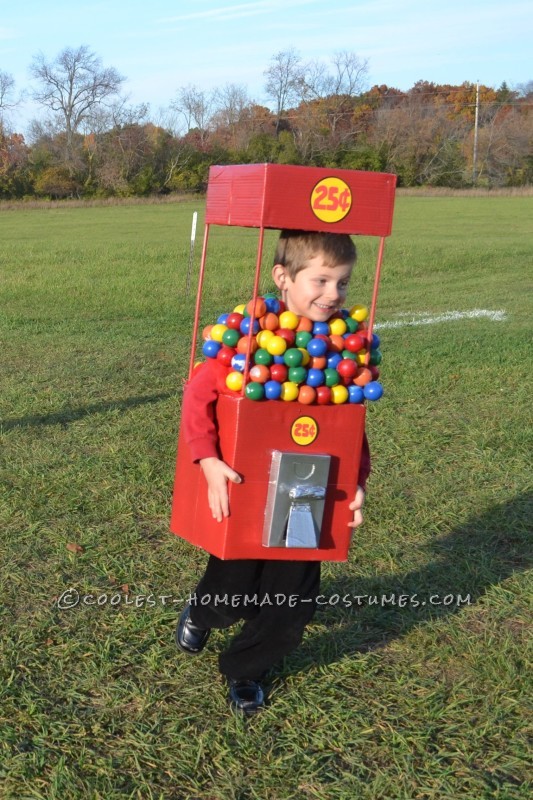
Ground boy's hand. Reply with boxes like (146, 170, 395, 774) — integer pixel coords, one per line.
(199, 457, 242, 522)
(348, 486, 365, 529)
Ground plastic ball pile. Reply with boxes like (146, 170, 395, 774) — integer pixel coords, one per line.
(200, 293, 384, 404)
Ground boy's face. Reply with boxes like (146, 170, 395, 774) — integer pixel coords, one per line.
(272, 255, 353, 322)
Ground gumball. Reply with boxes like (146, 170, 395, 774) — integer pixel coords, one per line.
(202, 324, 214, 340)
(277, 299, 286, 313)
(226, 312, 244, 330)
(222, 328, 240, 347)
(233, 303, 246, 314)
(329, 318, 347, 336)
(236, 336, 258, 355)
(245, 381, 265, 401)
(272, 354, 286, 364)
(298, 385, 316, 405)
(284, 348, 303, 368)
(306, 368, 325, 387)
(275, 328, 296, 347)
(231, 353, 246, 372)
(210, 323, 228, 342)
(344, 317, 358, 333)
(363, 381, 384, 401)
(324, 368, 340, 387)
(295, 330, 312, 348)
(298, 348, 311, 366)
(369, 348, 382, 365)
(337, 358, 358, 379)
(327, 352, 342, 369)
(355, 352, 367, 366)
(296, 316, 313, 333)
(264, 380, 282, 400)
(313, 322, 330, 336)
(371, 333, 381, 349)
(249, 364, 270, 383)
(307, 337, 328, 358)
(369, 365, 380, 380)
(340, 308, 349, 318)
(316, 385, 332, 405)
(288, 366, 307, 384)
(259, 312, 279, 331)
(348, 385, 365, 404)
(344, 333, 367, 353)
(270, 363, 288, 383)
(278, 310, 299, 330)
(256, 329, 275, 349)
(328, 334, 345, 353)
(353, 367, 373, 386)
(255, 348, 273, 366)
(266, 335, 287, 356)
(225, 371, 243, 392)
(202, 339, 221, 358)
(341, 349, 358, 361)
(280, 381, 299, 402)
(217, 346, 236, 367)
(246, 297, 267, 318)
(240, 317, 259, 335)
(349, 304, 368, 322)
(264, 295, 281, 314)
(217, 313, 229, 325)
(310, 356, 327, 370)
(331, 384, 349, 404)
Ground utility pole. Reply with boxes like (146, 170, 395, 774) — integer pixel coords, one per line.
(472, 81, 480, 183)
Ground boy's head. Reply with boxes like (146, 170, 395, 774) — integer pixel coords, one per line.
(272, 230, 356, 322)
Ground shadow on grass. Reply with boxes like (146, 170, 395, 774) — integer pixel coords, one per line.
(0, 392, 179, 431)
(289, 491, 532, 673)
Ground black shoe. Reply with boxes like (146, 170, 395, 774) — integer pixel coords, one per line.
(175, 605, 211, 654)
(227, 678, 265, 715)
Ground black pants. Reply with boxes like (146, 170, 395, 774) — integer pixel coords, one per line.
(189, 555, 321, 680)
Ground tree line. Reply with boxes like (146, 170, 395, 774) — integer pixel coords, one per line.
(0, 46, 531, 199)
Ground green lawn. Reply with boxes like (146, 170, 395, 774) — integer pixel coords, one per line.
(1, 195, 531, 799)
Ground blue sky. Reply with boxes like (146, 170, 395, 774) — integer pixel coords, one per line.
(1, 0, 531, 134)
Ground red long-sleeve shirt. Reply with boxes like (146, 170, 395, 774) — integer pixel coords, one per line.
(181, 358, 371, 490)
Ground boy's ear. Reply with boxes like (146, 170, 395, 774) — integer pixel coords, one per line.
(272, 263, 288, 289)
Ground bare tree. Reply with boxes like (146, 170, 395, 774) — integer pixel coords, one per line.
(170, 85, 213, 144)
(264, 49, 304, 133)
(30, 45, 125, 163)
(0, 70, 16, 111)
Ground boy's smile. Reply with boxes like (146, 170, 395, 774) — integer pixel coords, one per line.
(272, 256, 353, 322)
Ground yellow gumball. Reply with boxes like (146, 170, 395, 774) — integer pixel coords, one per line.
(278, 310, 299, 330)
(349, 304, 368, 322)
(329, 318, 347, 336)
(233, 303, 246, 314)
(331, 384, 349, 404)
(266, 335, 287, 356)
(298, 347, 311, 366)
(356, 351, 367, 365)
(256, 329, 274, 348)
(280, 381, 299, 402)
(225, 371, 243, 392)
(210, 323, 228, 342)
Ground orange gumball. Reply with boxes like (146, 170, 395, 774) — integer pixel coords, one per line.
(249, 364, 270, 383)
(202, 324, 214, 340)
(329, 334, 345, 353)
(259, 312, 279, 331)
(296, 316, 313, 333)
(236, 336, 258, 355)
(246, 298, 267, 318)
(310, 356, 327, 370)
(298, 385, 317, 405)
(353, 367, 372, 386)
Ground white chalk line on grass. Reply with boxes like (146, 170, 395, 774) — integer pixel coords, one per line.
(374, 309, 507, 330)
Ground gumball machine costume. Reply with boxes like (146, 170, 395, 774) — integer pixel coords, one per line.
(170, 164, 396, 561)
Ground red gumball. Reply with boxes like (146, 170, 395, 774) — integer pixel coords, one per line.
(217, 346, 236, 366)
(275, 328, 296, 346)
(226, 312, 244, 330)
(344, 333, 366, 353)
(316, 385, 332, 405)
(337, 358, 358, 379)
(369, 365, 380, 380)
(270, 363, 288, 382)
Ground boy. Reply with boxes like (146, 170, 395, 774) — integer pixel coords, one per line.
(176, 230, 370, 715)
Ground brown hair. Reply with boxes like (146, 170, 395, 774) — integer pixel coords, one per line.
(273, 229, 356, 280)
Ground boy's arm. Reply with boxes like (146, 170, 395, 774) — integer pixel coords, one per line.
(199, 457, 241, 522)
(348, 432, 371, 530)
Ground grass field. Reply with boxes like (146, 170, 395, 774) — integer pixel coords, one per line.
(1, 194, 531, 800)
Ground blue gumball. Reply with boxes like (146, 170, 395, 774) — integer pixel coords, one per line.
(306, 368, 325, 387)
(363, 381, 384, 401)
(307, 337, 328, 357)
(327, 352, 342, 369)
(202, 340, 222, 358)
(240, 316, 260, 335)
(264, 295, 281, 314)
(264, 380, 282, 400)
(217, 313, 229, 325)
(348, 385, 365, 404)
(312, 321, 330, 336)
(272, 354, 286, 364)
(371, 333, 380, 349)
(231, 353, 246, 372)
